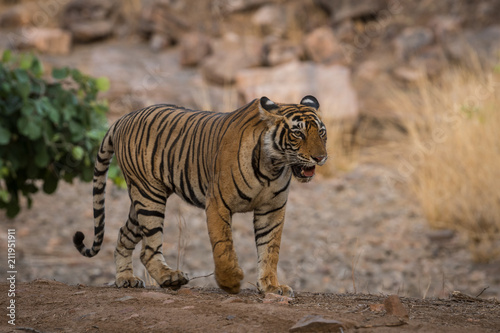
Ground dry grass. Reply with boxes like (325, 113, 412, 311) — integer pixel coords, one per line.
(317, 117, 359, 178)
(389, 62, 500, 262)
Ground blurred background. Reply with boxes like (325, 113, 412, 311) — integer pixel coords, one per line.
(0, 0, 499, 299)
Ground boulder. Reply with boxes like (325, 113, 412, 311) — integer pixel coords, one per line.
(393, 26, 434, 60)
(315, 0, 388, 23)
(139, 0, 190, 44)
(264, 39, 303, 66)
(236, 61, 358, 120)
(201, 35, 263, 85)
(179, 32, 212, 67)
(14, 28, 72, 55)
(252, 4, 286, 37)
(444, 26, 500, 65)
(62, 0, 119, 42)
(69, 21, 115, 43)
(304, 26, 346, 65)
(0, 3, 36, 28)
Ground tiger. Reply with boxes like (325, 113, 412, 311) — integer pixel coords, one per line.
(73, 95, 327, 296)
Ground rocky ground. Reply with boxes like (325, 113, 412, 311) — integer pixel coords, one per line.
(1, 0, 500, 331)
(1, 280, 500, 332)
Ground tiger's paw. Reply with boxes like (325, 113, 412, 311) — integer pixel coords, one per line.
(258, 282, 294, 298)
(158, 269, 189, 290)
(116, 274, 145, 288)
(215, 266, 244, 294)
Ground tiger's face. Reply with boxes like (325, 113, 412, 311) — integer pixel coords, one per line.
(259, 95, 328, 182)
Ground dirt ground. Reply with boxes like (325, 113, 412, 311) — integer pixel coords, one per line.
(1, 279, 499, 333)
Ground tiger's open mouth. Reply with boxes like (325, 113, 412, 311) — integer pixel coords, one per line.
(291, 164, 316, 182)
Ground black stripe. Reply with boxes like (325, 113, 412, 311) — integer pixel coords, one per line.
(136, 209, 165, 218)
(232, 171, 251, 202)
(141, 226, 163, 237)
(254, 200, 287, 217)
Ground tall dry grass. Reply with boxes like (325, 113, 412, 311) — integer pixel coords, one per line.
(389, 63, 500, 262)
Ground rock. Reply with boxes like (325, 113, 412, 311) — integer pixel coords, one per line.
(218, 0, 271, 13)
(264, 39, 304, 66)
(429, 15, 462, 41)
(409, 46, 447, 76)
(289, 315, 345, 332)
(150, 33, 171, 52)
(236, 61, 358, 120)
(263, 293, 293, 305)
(62, 0, 119, 42)
(369, 303, 385, 312)
(69, 20, 115, 43)
(139, 0, 190, 43)
(201, 35, 263, 85)
(315, 0, 388, 23)
(384, 295, 409, 320)
(222, 297, 246, 304)
(179, 32, 211, 67)
(304, 26, 346, 65)
(393, 27, 434, 60)
(0, 3, 36, 28)
(444, 26, 500, 66)
(114, 295, 135, 302)
(14, 28, 72, 55)
(252, 4, 286, 37)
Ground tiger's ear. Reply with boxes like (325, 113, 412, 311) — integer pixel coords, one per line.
(300, 95, 320, 111)
(259, 96, 282, 124)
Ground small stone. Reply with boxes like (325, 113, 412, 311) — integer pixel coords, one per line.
(383, 295, 409, 320)
(150, 33, 171, 52)
(177, 288, 194, 295)
(114, 296, 135, 302)
(369, 303, 385, 312)
(181, 306, 195, 310)
(222, 297, 245, 304)
(289, 315, 344, 332)
(226, 315, 236, 320)
(263, 293, 293, 305)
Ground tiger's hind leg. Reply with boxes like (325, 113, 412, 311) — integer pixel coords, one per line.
(115, 204, 145, 288)
(131, 186, 189, 290)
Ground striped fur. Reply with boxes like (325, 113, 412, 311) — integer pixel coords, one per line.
(73, 96, 327, 296)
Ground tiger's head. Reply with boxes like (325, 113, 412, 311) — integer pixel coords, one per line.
(259, 95, 328, 183)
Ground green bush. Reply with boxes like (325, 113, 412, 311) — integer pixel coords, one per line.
(0, 51, 123, 218)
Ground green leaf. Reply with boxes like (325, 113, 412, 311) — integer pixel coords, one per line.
(71, 146, 84, 161)
(17, 116, 42, 140)
(31, 58, 44, 78)
(35, 146, 50, 167)
(19, 53, 33, 70)
(2, 49, 12, 63)
(0, 125, 11, 145)
(95, 77, 110, 92)
(52, 67, 69, 80)
(0, 190, 9, 203)
(81, 166, 93, 182)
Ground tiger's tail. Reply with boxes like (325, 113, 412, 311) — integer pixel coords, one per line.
(73, 125, 116, 258)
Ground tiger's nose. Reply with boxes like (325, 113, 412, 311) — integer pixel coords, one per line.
(312, 155, 327, 165)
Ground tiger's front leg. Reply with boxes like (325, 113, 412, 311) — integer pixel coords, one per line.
(253, 205, 294, 297)
(206, 201, 244, 294)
